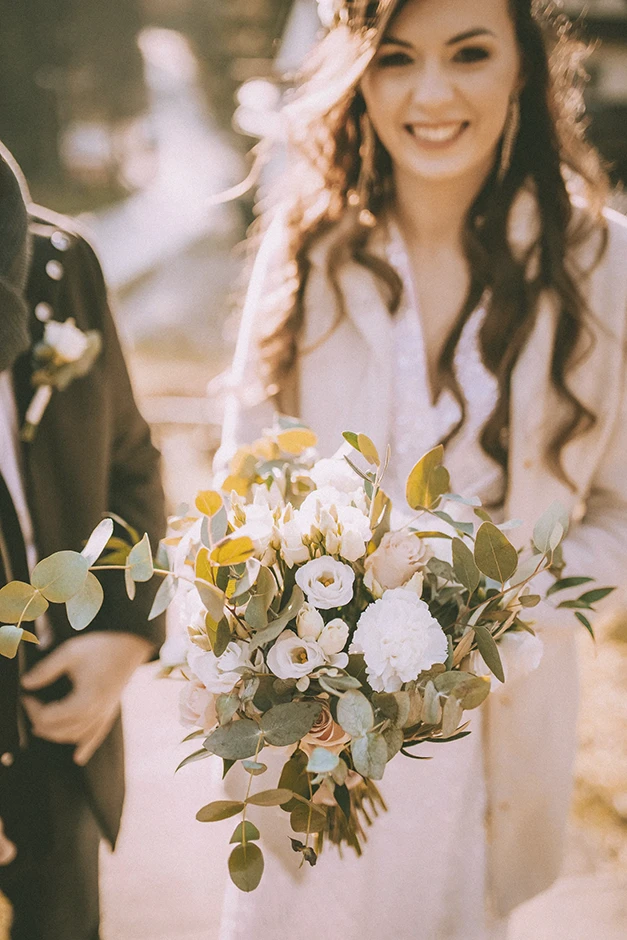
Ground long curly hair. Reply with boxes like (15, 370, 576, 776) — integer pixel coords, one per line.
(254, 0, 609, 487)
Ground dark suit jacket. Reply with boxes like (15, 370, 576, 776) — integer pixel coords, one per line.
(1, 206, 166, 846)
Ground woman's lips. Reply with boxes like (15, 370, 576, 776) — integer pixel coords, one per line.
(405, 121, 469, 147)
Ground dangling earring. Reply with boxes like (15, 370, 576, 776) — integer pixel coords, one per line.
(349, 112, 378, 227)
(498, 95, 520, 184)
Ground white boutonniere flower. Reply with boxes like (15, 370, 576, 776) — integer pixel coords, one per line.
(21, 318, 102, 441)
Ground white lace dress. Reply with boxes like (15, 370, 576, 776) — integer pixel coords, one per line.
(217, 225, 509, 940)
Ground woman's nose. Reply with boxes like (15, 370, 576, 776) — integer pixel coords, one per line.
(410, 60, 455, 110)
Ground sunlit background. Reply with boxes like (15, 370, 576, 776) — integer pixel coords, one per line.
(0, 1, 626, 937)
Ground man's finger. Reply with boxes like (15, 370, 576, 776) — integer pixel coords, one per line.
(21, 695, 95, 739)
(74, 719, 112, 767)
(21, 646, 72, 691)
(0, 819, 17, 866)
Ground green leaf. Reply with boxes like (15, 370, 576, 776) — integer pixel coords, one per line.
(317, 674, 362, 696)
(230, 821, 260, 844)
(306, 748, 340, 774)
(260, 701, 322, 747)
(125, 566, 136, 600)
(128, 533, 154, 583)
(519, 593, 541, 608)
(290, 802, 327, 834)
(242, 760, 267, 776)
(0, 582, 48, 623)
(474, 523, 518, 584)
(342, 431, 360, 451)
(452, 538, 481, 595)
(575, 611, 595, 640)
(546, 576, 594, 597)
(249, 586, 305, 652)
(175, 748, 213, 772)
(216, 692, 240, 726)
(246, 788, 294, 807)
(427, 557, 457, 582)
(441, 696, 464, 738)
(336, 689, 375, 737)
(433, 672, 490, 710)
(229, 842, 265, 892)
(195, 490, 224, 517)
(81, 518, 115, 565)
(351, 732, 388, 780)
(31, 551, 89, 603)
(0, 625, 26, 659)
(382, 727, 404, 761)
(357, 433, 380, 467)
(245, 592, 269, 631)
(406, 445, 451, 511)
(204, 720, 262, 760)
(533, 501, 570, 554)
(149, 575, 178, 620)
(231, 559, 263, 599)
(196, 800, 245, 822)
(66, 571, 104, 631)
(434, 511, 474, 537)
(211, 506, 229, 545)
(194, 579, 226, 622)
(472, 625, 505, 683)
(422, 681, 442, 725)
(213, 617, 232, 658)
(577, 587, 615, 606)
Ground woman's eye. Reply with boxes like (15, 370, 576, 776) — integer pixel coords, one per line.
(453, 46, 491, 64)
(376, 52, 413, 68)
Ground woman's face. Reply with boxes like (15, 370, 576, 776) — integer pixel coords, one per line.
(361, 0, 521, 188)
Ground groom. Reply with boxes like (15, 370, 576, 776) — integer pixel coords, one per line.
(0, 144, 166, 939)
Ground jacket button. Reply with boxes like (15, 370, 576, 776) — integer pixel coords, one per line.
(35, 302, 53, 322)
(51, 231, 71, 252)
(0, 752, 14, 768)
(45, 260, 64, 281)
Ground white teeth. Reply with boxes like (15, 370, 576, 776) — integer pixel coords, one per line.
(408, 123, 464, 143)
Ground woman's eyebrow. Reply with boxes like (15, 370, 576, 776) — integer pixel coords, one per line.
(381, 28, 495, 49)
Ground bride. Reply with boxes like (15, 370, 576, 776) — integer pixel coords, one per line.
(215, 0, 627, 937)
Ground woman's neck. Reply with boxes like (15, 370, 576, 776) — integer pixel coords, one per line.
(392, 164, 489, 248)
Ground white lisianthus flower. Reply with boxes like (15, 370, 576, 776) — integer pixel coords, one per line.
(310, 457, 362, 495)
(350, 588, 448, 692)
(187, 642, 248, 694)
(267, 630, 326, 679)
(44, 318, 90, 363)
(471, 630, 544, 687)
(296, 557, 355, 610)
(296, 603, 325, 640)
(336, 505, 372, 562)
(279, 517, 310, 567)
(364, 531, 431, 598)
(318, 618, 349, 656)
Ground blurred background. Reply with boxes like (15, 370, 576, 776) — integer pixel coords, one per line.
(0, 1, 626, 938)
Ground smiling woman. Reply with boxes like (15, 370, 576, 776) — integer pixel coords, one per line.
(214, 1, 627, 938)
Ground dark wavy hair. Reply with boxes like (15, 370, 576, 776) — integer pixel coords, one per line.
(254, 0, 609, 488)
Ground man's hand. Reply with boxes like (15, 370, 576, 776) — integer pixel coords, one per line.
(0, 818, 16, 866)
(21, 632, 153, 766)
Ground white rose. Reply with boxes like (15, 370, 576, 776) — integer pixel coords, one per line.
(471, 630, 544, 687)
(279, 517, 310, 568)
(266, 630, 326, 679)
(187, 642, 247, 694)
(364, 531, 430, 597)
(318, 618, 349, 656)
(310, 457, 362, 494)
(295, 557, 355, 610)
(296, 603, 325, 640)
(44, 318, 90, 363)
(179, 678, 218, 732)
(350, 588, 448, 692)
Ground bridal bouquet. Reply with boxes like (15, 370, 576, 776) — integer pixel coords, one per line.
(0, 419, 613, 894)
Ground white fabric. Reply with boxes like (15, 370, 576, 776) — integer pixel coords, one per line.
(218, 188, 627, 916)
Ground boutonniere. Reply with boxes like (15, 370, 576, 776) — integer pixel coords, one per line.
(21, 318, 102, 442)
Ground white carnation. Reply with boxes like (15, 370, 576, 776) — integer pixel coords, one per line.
(350, 588, 448, 692)
(44, 318, 89, 363)
(295, 557, 355, 610)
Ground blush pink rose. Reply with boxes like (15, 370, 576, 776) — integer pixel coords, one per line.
(301, 704, 351, 756)
(364, 531, 430, 595)
(179, 678, 218, 733)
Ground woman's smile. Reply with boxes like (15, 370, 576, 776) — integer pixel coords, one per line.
(405, 121, 470, 148)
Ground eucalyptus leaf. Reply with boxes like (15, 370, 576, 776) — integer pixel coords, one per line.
(577, 587, 615, 606)
(422, 681, 442, 725)
(124, 566, 136, 601)
(0, 582, 48, 623)
(242, 760, 267, 776)
(318, 674, 362, 696)
(306, 748, 340, 774)
(81, 518, 114, 565)
(230, 821, 260, 844)
(66, 571, 104, 631)
(434, 511, 474, 537)
(31, 551, 89, 603)
(474, 523, 518, 584)
(196, 800, 245, 822)
(211, 506, 229, 545)
(441, 696, 464, 738)
(194, 579, 226, 622)
(204, 720, 262, 760)
(351, 732, 388, 780)
(216, 692, 240, 726)
(406, 445, 450, 511)
(246, 788, 294, 807)
(545, 576, 594, 596)
(533, 501, 570, 554)
(357, 433, 380, 467)
(211, 535, 255, 568)
(0, 625, 26, 659)
(452, 538, 481, 595)
(260, 701, 321, 747)
(443, 493, 482, 508)
(336, 689, 375, 737)
(519, 594, 541, 608)
(575, 611, 595, 639)
(427, 557, 457, 583)
(245, 592, 269, 631)
(213, 617, 232, 658)
(249, 586, 304, 652)
(231, 559, 262, 599)
(128, 533, 154, 583)
(195, 490, 223, 517)
(382, 726, 404, 761)
(290, 802, 327, 834)
(175, 748, 213, 772)
(149, 575, 179, 620)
